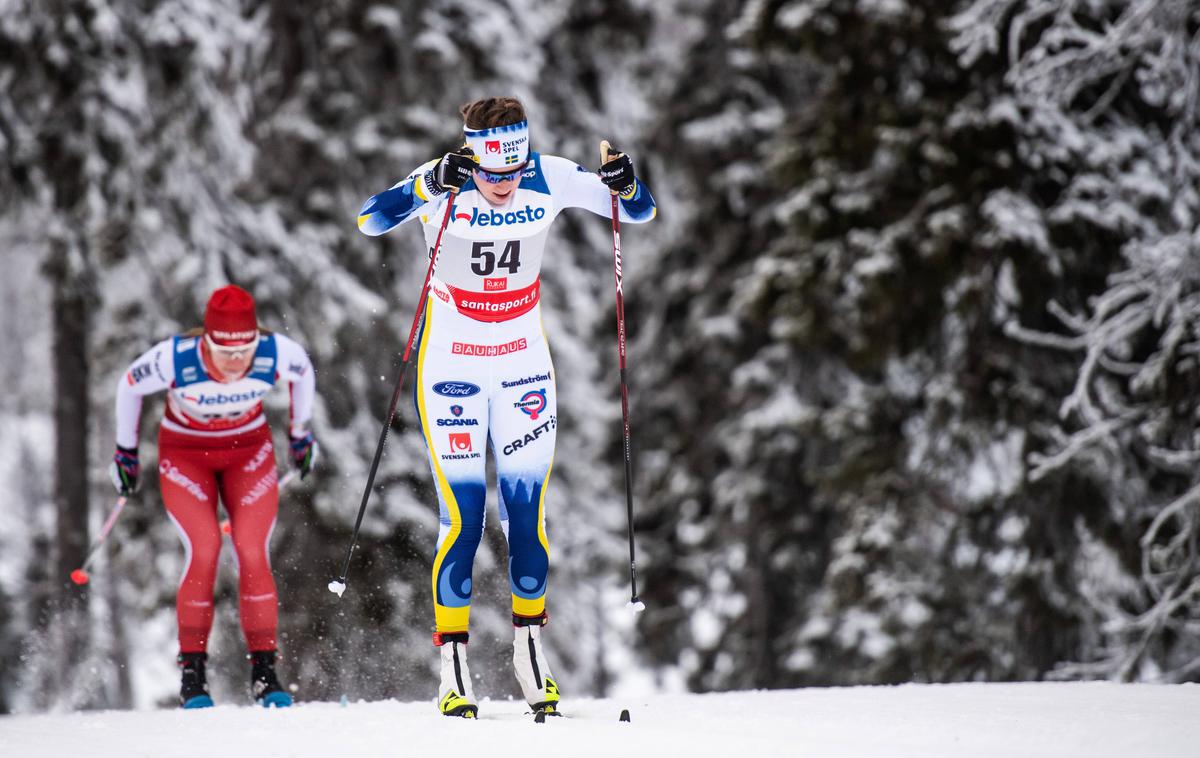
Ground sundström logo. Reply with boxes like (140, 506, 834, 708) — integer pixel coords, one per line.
(433, 381, 481, 397)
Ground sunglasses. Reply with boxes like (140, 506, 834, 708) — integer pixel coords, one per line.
(473, 161, 527, 184)
(205, 332, 260, 360)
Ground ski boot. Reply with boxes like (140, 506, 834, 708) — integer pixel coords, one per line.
(435, 632, 478, 718)
(513, 614, 561, 717)
(250, 650, 293, 708)
(178, 652, 213, 709)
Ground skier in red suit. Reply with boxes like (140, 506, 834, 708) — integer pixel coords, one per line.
(109, 285, 318, 708)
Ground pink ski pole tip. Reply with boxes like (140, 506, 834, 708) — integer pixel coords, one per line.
(70, 569, 89, 585)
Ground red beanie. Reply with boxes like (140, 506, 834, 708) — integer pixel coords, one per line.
(204, 285, 258, 345)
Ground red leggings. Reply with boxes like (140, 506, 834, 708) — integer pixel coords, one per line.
(158, 425, 280, 653)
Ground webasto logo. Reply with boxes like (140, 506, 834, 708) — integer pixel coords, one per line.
(454, 204, 546, 227)
(191, 389, 268, 405)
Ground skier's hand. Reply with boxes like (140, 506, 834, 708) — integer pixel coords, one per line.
(109, 446, 139, 496)
(289, 431, 319, 480)
(599, 146, 637, 198)
(432, 145, 477, 194)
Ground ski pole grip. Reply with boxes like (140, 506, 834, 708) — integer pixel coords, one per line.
(600, 140, 619, 196)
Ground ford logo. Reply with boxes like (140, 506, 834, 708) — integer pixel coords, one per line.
(433, 381, 481, 397)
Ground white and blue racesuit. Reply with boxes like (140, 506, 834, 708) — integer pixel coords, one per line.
(358, 149, 655, 634)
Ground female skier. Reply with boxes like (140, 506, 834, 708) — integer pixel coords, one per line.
(109, 284, 318, 709)
(357, 96, 656, 717)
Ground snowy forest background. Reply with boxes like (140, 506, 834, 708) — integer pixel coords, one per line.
(2, 0, 1199, 712)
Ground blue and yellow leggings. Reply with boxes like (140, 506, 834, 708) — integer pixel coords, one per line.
(416, 300, 556, 633)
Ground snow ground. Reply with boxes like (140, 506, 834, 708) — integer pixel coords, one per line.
(2, 682, 1196, 758)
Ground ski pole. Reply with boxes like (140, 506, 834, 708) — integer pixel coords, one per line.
(329, 192, 458, 598)
(601, 140, 645, 613)
(70, 495, 129, 586)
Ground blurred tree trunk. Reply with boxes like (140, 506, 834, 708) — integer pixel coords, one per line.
(45, 236, 94, 704)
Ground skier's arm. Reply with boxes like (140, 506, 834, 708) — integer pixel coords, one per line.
(114, 339, 174, 449)
(273, 334, 316, 438)
(545, 154, 657, 224)
(357, 159, 442, 236)
(357, 149, 474, 236)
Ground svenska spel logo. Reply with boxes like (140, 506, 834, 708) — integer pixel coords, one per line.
(449, 433, 473, 452)
(485, 140, 501, 154)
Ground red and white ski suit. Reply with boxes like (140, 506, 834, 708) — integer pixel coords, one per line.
(115, 331, 315, 653)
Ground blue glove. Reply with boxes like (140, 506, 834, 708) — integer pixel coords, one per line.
(109, 446, 139, 495)
(289, 432, 319, 479)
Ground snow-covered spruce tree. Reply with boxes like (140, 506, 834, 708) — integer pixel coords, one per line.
(625, 0, 1173, 689)
(990, 0, 1200, 681)
(0, 0, 135, 710)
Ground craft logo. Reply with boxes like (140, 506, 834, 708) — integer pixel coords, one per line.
(449, 433, 473, 452)
(450, 405, 463, 417)
(452, 338, 527, 357)
(514, 388, 547, 420)
(433, 381, 481, 397)
(485, 140, 501, 154)
(484, 277, 508, 291)
(501, 415, 557, 456)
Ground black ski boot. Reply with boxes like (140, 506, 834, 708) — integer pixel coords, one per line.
(179, 652, 213, 709)
(250, 650, 293, 708)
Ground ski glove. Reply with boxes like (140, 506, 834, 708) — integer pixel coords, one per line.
(289, 431, 319, 479)
(431, 146, 477, 194)
(599, 148, 637, 198)
(109, 446, 139, 496)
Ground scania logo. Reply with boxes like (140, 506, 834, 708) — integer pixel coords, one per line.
(450, 204, 546, 228)
(433, 381, 481, 397)
(436, 418, 480, 427)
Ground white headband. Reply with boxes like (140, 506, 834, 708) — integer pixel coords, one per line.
(464, 119, 530, 170)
